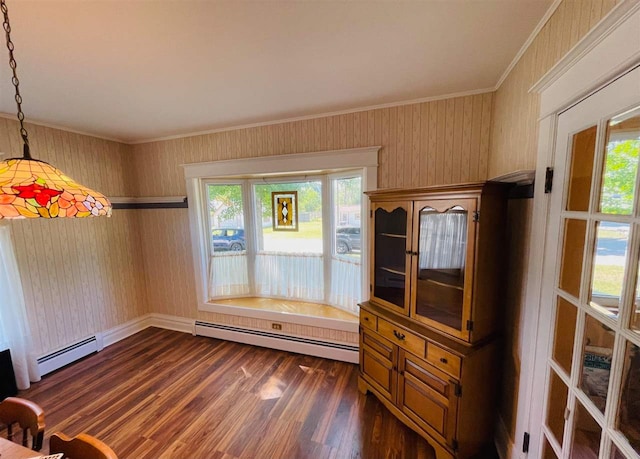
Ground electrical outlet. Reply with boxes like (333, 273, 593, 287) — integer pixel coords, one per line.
(272, 323, 282, 330)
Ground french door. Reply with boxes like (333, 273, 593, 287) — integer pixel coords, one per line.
(537, 65, 640, 459)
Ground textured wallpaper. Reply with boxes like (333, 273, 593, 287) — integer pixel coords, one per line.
(489, 0, 620, 177)
(488, 0, 621, 440)
(131, 93, 494, 196)
(130, 93, 494, 322)
(0, 119, 147, 355)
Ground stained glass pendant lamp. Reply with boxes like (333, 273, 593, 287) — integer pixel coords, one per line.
(0, 0, 111, 219)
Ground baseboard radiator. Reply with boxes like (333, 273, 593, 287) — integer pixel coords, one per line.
(195, 321, 359, 363)
(37, 335, 102, 376)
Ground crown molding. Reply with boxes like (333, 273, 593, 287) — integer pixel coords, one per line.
(494, 0, 562, 90)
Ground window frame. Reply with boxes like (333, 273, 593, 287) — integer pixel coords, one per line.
(184, 147, 379, 328)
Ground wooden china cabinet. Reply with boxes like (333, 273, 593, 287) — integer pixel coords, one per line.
(359, 182, 509, 459)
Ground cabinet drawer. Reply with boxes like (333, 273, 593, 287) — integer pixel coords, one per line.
(398, 351, 458, 446)
(378, 318, 425, 357)
(426, 343, 461, 378)
(360, 310, 377, 331)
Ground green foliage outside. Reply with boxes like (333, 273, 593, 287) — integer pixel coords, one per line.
(600, 139, 640, 214)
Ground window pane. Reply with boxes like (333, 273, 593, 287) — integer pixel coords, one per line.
(547, 369, 569, 447)
(599, 108, 640, 215)
(567, 125, 597, 212)
(559, 219, 587, 298)
(617, 341, 640, 454)
(553, 297, 578, 375)
(590, 222, 630, 320)
(254, 181, 323, 254)
(580, 314, 615, 413)
(334, 176, 362, 258)
(571, 400, 602, 459)
(207, 184, 245, 253)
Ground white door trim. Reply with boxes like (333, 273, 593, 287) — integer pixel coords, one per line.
(515, 3, 640, 458)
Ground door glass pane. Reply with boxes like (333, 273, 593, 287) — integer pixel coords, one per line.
(553, 297, 578, 375)
(567, 125, 598, 212)
(598, 108, 640, 215)
(415, 205, 467, 331)
(374, 207, 407, 308)
(542, 436, 559, 459)
(559, 219, 587, 298)
(547, 369, 569, 447)
(580, 314, 615, 413)
(571, 400, 602, 458)
(632, 257, 640, 334)
(610, 444, 627, 459)
(589, 222, 630, 320)
(617, 341, 640, 454)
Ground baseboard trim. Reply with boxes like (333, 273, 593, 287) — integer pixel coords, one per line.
(148, 313, 195, 334)
(195, 321, 359, 364)
(102, 315, 153, 348)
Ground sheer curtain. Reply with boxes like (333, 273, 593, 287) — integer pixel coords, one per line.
(208, 252, 250, 297)
(254, 252, 324, 301)
(329, 256, 361, 314)
(418, 212, 467, 269)
(0, 223, 40, 389)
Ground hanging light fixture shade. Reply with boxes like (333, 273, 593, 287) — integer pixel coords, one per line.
(0, 0, 111, 219)
(0, 159, 112, 218)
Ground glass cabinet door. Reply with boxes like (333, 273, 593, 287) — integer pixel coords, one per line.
(411, 199, 477, 339)
(372, 202, 412, 315)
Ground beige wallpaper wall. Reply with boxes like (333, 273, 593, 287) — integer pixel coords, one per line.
(489, 0, 621, 441)
(0, 118, 147, 356)
(131, 93, 494, 321)
(489, 0, 620, 177)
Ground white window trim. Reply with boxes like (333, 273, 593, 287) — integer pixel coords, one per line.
(183, 146, 379, 329)
(510, 3, 640, 459)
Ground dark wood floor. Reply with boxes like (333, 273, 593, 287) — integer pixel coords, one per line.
(18, 327, 437, 458)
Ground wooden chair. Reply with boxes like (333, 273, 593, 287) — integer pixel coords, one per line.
(50, 432, 118, 459)
(0, 396, 45, 450)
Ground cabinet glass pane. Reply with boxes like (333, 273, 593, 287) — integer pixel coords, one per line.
(571, 400, 602, 458)
(415, 206, 467, 331)
(598, 109, 640, 215)
(547, 369, 569, 447)
(580, 314, 615, 413)
(589, 222, 630, 320)
(559, 219, 587, 298)
(553, 297, 578, 375)
(617, 341, 640, 454)
(567, 125, 597, 212)
(374, 207, 407, 308)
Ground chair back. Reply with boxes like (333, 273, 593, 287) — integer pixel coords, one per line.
(50, 432, 118, 459)
(0, 396, 45, 450)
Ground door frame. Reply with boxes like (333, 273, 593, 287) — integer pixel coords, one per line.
(513, 2, 640, 458)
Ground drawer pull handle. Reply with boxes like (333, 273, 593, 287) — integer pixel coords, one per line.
(364, 317, 369, 321)
(440, 357, 448, 364)
(393, 330, 406, 341)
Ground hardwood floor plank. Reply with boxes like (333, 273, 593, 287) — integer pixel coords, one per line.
(19, 328, 436, 458)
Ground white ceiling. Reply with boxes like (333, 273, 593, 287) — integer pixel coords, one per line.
(0, 1, 553, 143)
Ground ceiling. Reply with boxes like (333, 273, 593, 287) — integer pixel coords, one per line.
(0, 1, 553, 144)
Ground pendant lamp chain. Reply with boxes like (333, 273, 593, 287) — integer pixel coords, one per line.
(1, 0, 30, 158)
(0, 0, 112, 219)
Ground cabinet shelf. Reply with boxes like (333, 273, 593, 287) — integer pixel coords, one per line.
(424, 278, 463, 291)
(379, 232, 407, 239)
(380, 266, 406, 276)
